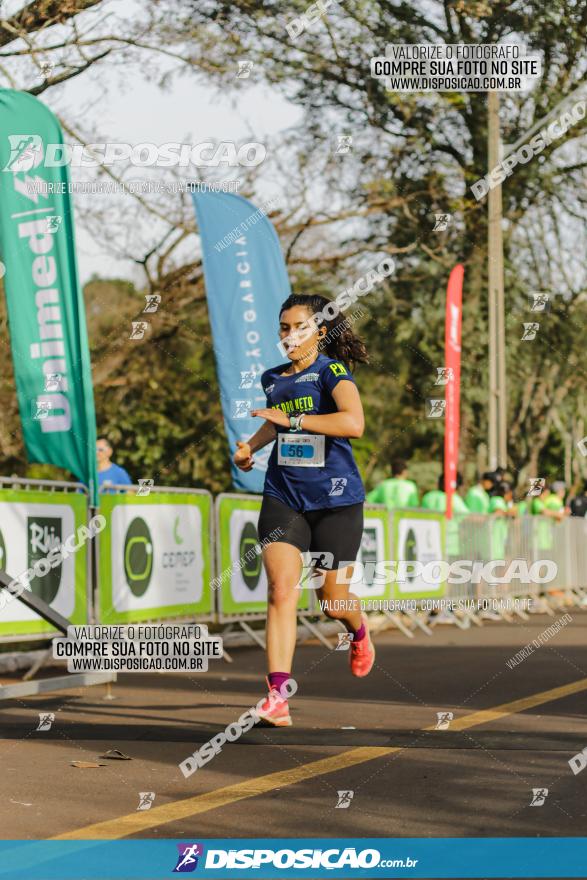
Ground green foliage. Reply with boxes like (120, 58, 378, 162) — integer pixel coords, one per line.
(87, 278, 233, 493)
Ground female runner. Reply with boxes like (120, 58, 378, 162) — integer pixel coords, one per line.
(233, 293, 374, 727)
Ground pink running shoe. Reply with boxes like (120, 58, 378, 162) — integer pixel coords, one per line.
(349, 614, 376, 678)
(255, 678, 292, 727)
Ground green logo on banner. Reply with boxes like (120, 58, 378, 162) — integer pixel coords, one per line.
(124, 517, 153, 596)
(239, 521, 261, 591)
(405, 527, 417, 582)
(0, 528, 6, 571)
(173, 516, 183, 545)
(27, 516, 62, 603)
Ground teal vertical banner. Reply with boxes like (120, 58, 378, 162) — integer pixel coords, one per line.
(193, 192, 290, 492)
(0, 90, 97, 503)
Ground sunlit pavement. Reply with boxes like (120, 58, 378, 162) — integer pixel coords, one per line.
(1, 610, 586, 841)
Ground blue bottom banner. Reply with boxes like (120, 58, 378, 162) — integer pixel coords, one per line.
(0, 838, 586, 878)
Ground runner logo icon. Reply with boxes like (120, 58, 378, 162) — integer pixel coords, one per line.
(173, 843, 204, 872)
(3, 134, 43, 172)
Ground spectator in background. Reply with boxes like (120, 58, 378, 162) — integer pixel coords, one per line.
(489, 481, 518, 517)
(569, 480, 587, 517)
(465, 471, 495, 514)
(367, 458, 419, 509)
(422, 472, 470, 625)
(530, 482, 566, 521)
(421, 471, 469, 514)
(529, 484, 566, 587)
(516, 492, 529, 516)
(486, 481, 517, 619)
(96, 437, 132, 489)
(551, 480, 568, 514)
(493, 466, 507, 482)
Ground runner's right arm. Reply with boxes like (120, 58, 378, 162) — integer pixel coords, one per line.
(233, 420, 277, 471)
(248, 420, 277, 453)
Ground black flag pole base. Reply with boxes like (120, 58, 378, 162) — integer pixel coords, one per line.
(0, 569, 72, 634)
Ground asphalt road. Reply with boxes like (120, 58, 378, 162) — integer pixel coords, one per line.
(0, 609, 586, 851)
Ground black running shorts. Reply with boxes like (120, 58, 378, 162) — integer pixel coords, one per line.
(257, 495, 364, 569)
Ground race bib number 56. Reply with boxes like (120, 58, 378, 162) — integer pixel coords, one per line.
(277, 433, 325, 467)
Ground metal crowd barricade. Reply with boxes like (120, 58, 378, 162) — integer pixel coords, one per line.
(446, 512, 587, 622)
(0, 476, 92, 642)
(570, 516, 587, 593)
(95, 483, 215, 626)
(547, 515, 587, 604)
(0, 478, 216, 696)
(365, 507, 587, 638)
(214, 493, 320, 652)
(2, 476, 586, 672)
(0, 476, 116, 698)
(386, 507, 446, 636)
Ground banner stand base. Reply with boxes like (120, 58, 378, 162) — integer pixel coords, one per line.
(0, 570, 116, 699)
(0, 569, 71, 634)
(0, 671, 116, 701)
(22, 645, 53, 681)
(297, 614, 335, 649)
(238, 620, 266, 650)
(403, 608, 434, 636)
(381, 610, 415, 639)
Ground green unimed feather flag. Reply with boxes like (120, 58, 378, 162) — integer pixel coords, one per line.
(0, 90, 97, 503)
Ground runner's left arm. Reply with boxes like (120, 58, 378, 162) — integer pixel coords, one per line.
(252, 381, 364, 439)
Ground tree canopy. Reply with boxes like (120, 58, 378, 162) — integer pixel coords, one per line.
(0, 0, 586, 494)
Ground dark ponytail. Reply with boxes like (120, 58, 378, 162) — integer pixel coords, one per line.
(279, 293, 368, 368)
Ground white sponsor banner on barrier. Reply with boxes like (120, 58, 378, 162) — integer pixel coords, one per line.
(228, 509, 268, 605)
(352, 517, 386, 598)
(0, 502, 76, 621)
(396, 516, 444, 594)
(110, 504, 204, 612)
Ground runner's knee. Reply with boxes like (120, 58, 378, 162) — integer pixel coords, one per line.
(268, 579, 299, 606)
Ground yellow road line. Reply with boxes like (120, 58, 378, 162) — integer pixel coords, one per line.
(53, 747, 394, 840)
(447, 677, 587, 731)
(53, 675, 587, 840)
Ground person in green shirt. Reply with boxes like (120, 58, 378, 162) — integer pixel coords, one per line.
(517, 498, 529, 516)
(421, 472, 469, 514)
(549, 481, 567, 516)
(529, 483, 566, 520)
(488, 481, 518, 517)
(463, 471, 500, 574)
(367, 459, 419, 509)
(484, 481, 517, 615)
(465, 472, 495, 514)
(422, 472, 469, 558)
(529, 482, 566, 558)
(489, 480, 517, 541)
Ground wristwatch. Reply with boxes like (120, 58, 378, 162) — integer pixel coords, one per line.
(289, 414, 305, 432)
